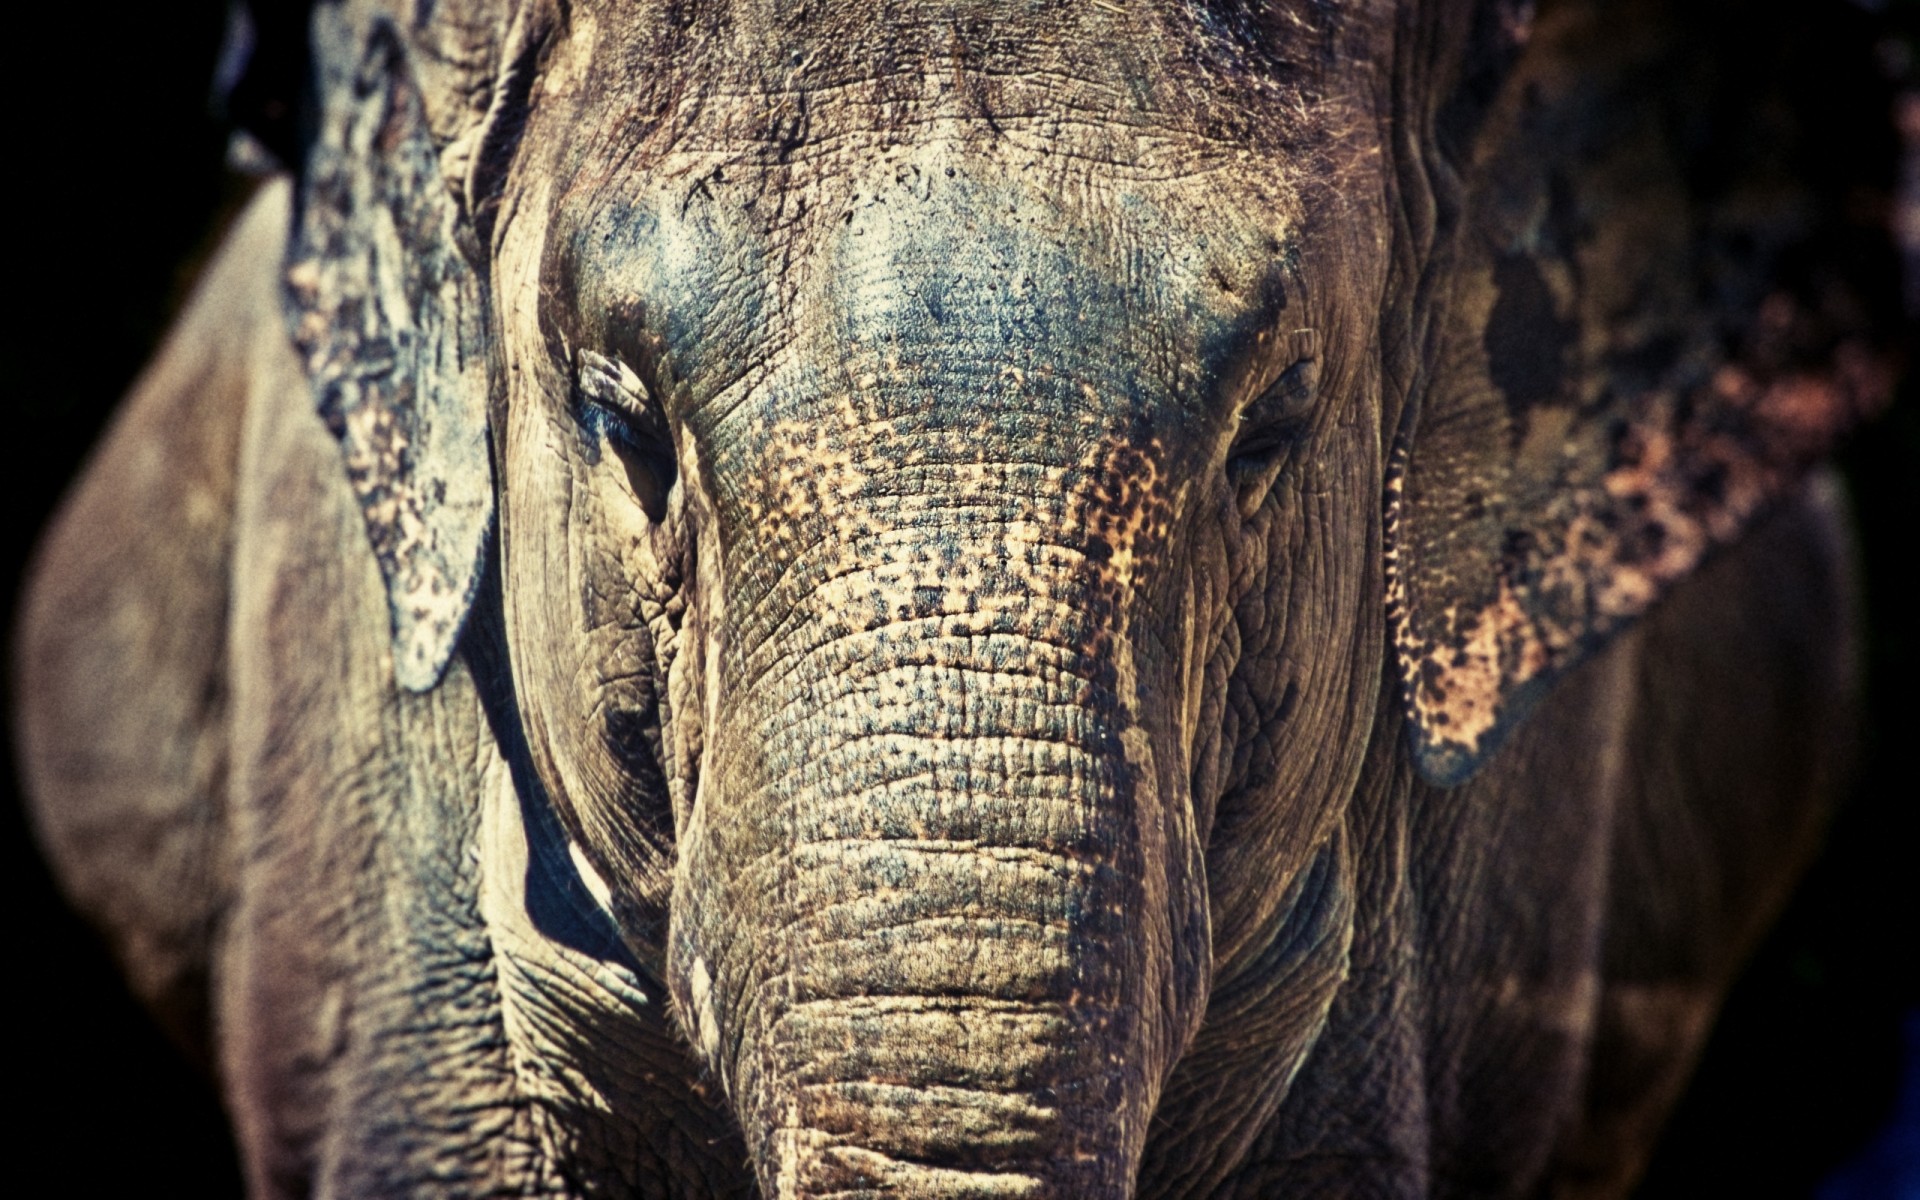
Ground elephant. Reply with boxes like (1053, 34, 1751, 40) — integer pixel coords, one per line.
(12, 0, 1899, 1195)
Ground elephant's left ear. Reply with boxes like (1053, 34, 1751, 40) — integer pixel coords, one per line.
(286, 2, 536, 690)
(1389, 0, 1900, 785)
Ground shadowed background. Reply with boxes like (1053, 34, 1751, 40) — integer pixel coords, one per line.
(2, 2, 1912, 1194)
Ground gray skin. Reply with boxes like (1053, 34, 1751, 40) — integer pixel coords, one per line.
(12, 0, 1890, 1196)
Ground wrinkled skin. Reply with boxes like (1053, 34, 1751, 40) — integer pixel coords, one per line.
(13, 0, 1892, 1197)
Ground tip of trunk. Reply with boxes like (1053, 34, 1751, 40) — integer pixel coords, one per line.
(746, 994, 1139, 1199)
(780, 1137, 1050, 1198)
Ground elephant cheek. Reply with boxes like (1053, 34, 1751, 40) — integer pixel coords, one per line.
(666, 603, 1208, 1199)
(494, 396, 687, 962)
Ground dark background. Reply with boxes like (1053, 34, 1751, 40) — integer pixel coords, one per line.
(3, 3, 1913, 1195)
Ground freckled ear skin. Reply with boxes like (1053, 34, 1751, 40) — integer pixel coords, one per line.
(287, 0, 526, 692)
(1392, 0, 1897, 785)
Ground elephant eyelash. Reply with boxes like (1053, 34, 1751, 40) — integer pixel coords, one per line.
(575, 349, 677, 518)
(576, 350, 668, 441)
(1226, 355, 1320, 511)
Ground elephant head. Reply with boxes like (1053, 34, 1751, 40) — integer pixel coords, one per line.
(278, 0, 1892, 1193)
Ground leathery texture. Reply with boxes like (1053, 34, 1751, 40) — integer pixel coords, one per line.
(667, 350, 1209, 1198)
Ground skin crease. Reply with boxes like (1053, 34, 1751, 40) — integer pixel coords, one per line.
(11, 0, 1885, 1197)
(496, 6, 1389, 1192)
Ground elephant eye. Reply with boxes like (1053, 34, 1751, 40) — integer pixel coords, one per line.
(1226, 353, 1319, 516)
(575, 349, 677, 520)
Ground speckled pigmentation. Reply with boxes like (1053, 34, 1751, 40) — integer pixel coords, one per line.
(14, 0, 1895, 1197)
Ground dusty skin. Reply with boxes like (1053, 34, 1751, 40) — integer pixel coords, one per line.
(13, 0, 1897, 1197)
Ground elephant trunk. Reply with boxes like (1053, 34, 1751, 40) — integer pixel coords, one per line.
(671, 544, 1203, 1198)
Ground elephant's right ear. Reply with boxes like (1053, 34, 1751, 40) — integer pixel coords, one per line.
(286, 2, 537, 691)
(1388, 0, 1900, 785)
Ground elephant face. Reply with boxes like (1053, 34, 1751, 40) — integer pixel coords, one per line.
(494, 13, 1387, 1189)
(285, 0, 1888, 1194)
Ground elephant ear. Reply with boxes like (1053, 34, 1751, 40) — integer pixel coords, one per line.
(1389, 0, 1899, 785)
(285, 0, 536, 690)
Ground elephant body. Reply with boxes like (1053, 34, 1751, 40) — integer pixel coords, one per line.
(14, 0, 1892, 1196)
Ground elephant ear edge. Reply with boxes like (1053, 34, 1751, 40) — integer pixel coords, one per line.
(1389, 0, 1900, 785)
(285, 4, 524, 691)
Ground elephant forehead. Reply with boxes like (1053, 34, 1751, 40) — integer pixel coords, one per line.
(814, 150, 1295, 395)
(566, 144, 1301, 433)
(563, 0, 1351, 157)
